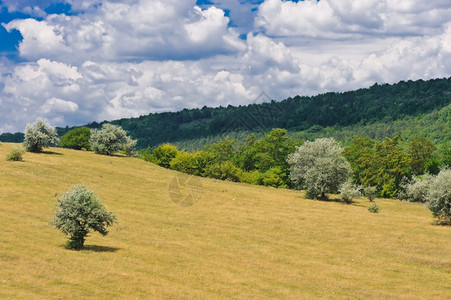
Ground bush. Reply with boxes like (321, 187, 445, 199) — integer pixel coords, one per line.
(122, 136, 138, 157)
(60, 127, 91, 150)
(288, 138, 352, 199)
(204, 161, 242, 182)
(170, 151, 215, 176)
(90, 124, 136, 156)
(238, 170, 260, 184)
(50, 185, 117, 249)
(399, 174, 433, 203)
(339, 180, 361, 204)
(151, 144, 179, 168)
(23, 118, 59, 152)
(426, 168, 451, 225)
(6, 145, 25, 161)
(254, 167, 288, 188)
(364, 186, 377, 202)
(368, 202, 381, 213)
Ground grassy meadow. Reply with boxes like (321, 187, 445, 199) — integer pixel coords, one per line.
(0, 142, 450, 299)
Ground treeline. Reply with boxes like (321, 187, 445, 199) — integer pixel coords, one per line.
(51, 77, 450, 149)
(344, 136, 449, 198)
(139, 128, 450, 197)
(140, 128, 301, 188)
(0, 132, 24, 143)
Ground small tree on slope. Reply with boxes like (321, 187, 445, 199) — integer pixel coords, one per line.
(23, 118, 59, 152)
(90, 124, 136, 156)
(288, 138, 352, 199)
(50, 185, 117, 250)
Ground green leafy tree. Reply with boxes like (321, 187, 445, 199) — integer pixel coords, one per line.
(204, 160, 242, 182)
(203, 138, 236, 163)
(343, 137, 375, 186)
(408, 137, 439, 175)
(170, 150, 215, 176)
(439, 142, 451, 168)
(254, 166, 288, 188)
(345, 136, 412, 198)
(90, 124, 136, 156)
(288, 138, 352, 199)
(374, 136, 411, 198)
(60, 127, 91, 150)
(50, 185, 117, 249)
(234, 129, 302, 187)
(151, 144, 179, 168)
(23, 118, 59, 152)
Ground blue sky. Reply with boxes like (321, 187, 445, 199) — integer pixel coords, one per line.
(0, 0, 450, 133)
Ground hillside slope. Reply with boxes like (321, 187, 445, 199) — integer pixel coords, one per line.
(0, 144, 450, 298)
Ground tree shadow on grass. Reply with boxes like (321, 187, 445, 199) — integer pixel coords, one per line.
(38, 150, 63, 155)
(61, 244, 121, 252)
(305, 194, 351, 204)
(82, 245, 121, 252)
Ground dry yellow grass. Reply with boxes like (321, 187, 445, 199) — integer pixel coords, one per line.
(0, 142, 450, 299)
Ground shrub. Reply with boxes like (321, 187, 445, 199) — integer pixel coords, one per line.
(151, 144, 179, 168)
(60, 127, 91, 150)
(288, 138, 352, 199)
(238, 170, 260, 184)
(23, 118, 59, 152)
(170, 151, 215, 176)
(399, 174, 433, 203)
(364, 186, 377, 202)
(339, 180, 361, 204)
(426, 168, 451, 225)
(254, 167, 288, 188)
(50, 185, 117, 250)
(204, 161, 242, 182)
(90, 124, 136, 156)
(122, 136, 138, 157)
(368, 202, 381, 213)
(6, 145, 25, 161)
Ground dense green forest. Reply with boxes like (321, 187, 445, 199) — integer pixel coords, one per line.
(1, 77, 450, 149)
(110, 77, 451, 149)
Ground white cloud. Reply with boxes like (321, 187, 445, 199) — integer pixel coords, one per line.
(256, 0, 451, 38)
(3, 0, 244, 63)
(41, 97, 79, 114)
(0, 0, 450, 133)
(4, 18, 70, 60)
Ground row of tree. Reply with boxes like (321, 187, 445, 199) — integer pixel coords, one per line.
(140, 128, 449, 197)
(21, 118, 136, 156)
(140, 128, 302, 188)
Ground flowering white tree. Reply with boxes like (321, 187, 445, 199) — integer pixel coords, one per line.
(23, 118, 59, 152)
(288, 138, 351, 199)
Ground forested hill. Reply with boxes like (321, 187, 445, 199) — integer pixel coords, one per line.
(2, 77, 450, 147)
(106, 77, 451, 148)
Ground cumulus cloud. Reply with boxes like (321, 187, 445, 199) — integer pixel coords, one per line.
(256, 0, 451, 38)
(3, 0, 245, 63)
(0, 0, 450, 133)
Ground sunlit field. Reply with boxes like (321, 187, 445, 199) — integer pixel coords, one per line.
(1, 143, 450, 299)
